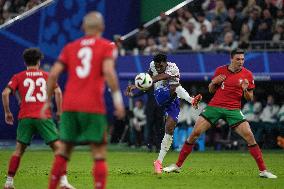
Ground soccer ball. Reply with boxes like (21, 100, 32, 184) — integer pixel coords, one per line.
(135, 73, 153, 90)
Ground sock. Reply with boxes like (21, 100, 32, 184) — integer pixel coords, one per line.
(157, 134, 173, 163)
(176, 142, 194, 167)
(8, 155, 21, 177)
(175, 86, 193, 104)
(248, 144, 266, 171)
(5, 176, 13, 185)
(93, 159, 108, 189)
(60, 162, 68, 185)
(60, 175, 68, 185)
(48, 155, 67, 189)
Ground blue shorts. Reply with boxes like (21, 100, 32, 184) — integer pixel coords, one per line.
(154, 87, 180, 122)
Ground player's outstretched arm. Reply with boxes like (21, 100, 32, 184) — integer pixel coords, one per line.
(152, 73, 171, 83)
(2, 87, 14, 125)
(41, 62, 65, 118)
(103, 58, 125, 119)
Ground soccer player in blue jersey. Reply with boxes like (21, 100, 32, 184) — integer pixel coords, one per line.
(126, 53, 202, 174)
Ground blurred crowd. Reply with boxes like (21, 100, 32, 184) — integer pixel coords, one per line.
(110, 93, 284, 151)
(0, 0, 46, 25)
(117, 0, 284, 55)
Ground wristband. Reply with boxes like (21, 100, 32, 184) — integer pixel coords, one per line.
(112, 90, 123, 106)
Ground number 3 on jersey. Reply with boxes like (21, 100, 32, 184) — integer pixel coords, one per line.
(76, 47, 92, 78)
(24, 78, 47, 102)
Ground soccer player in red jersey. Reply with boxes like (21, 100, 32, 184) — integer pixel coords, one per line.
(2, 48, 74, 189)
(163, 49, 277, 178)
(41, 12, 125, 189)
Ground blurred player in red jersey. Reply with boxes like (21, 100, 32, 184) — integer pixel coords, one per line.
(163, 49, 277, 179)
(41, 12, 125, 189)
(1, 48, 74, 189)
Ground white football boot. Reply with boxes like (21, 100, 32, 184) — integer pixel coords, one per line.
(259, 170, 277, 179)
(163, 164, 181, 173)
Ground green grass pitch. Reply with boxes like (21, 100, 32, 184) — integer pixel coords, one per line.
(0, 148, 283, 189)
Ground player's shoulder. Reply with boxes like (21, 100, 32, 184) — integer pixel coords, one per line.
(167, 62, 179, 69)
(167, 62, 177, 67)
(95, 37, 116, 48)
(216, 65, 227, 72)
(242, 67, 253, 75)
(13, 70, 27, 78)
(41, 70, 49, 76)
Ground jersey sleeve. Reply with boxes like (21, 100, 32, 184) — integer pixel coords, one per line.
(247, 71, 255, 90)
(211, 67, 221, 80)
(149, 61, 155, 74)
(165, 63, 180, 78)
(103, 42, 118, 60)
(7, 75, 19, 92)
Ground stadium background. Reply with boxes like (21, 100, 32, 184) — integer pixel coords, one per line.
(0, 0, 283, 147)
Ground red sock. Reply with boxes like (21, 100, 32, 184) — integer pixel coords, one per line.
(61, 160, 67, 176)
(93, 159, 108, 189)
(8, 155, 21, 177)
(248, 144, 266, 171)
(176, 142, 194, 167)
(48, 155, 67, 189)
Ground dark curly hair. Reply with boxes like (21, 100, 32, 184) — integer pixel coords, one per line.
(23, 48, 44, 66)
(153, 53, 167, 63)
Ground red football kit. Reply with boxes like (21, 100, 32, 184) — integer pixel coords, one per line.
(58, 36, 117, 114)
(7, 69, 52, 119)
(208, 65, 255, 110)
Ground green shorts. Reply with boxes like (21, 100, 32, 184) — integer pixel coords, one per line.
(17, 118, 59, 145)
(60, 112, 107, 144)
(200, 106, 246, 127)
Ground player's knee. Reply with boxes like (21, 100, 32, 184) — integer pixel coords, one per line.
(13, 149, 25, 156)
(192, 130, 202, 138)
(165, 127, 175, 135)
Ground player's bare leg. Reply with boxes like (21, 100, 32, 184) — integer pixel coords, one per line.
(49, 141, 76, 189)
(90, 143, 107, 189)
(48, 142, 74, 189)
(234, 122, 277, 178)
(4, 142, 27, 189)
(154, 116, 176, 174)
(164, 116, 211, 173)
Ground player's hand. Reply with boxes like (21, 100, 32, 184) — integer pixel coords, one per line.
(55, 111, 62, 122)
(114, 103, 125, 120)
(192, 94, 202, 109)
(125, 84, 136, 97)
(5, 112, 14, 125)
(40, 102, 50, 119)
(241, 79, 249, 91)
(212, 74, 226, 85)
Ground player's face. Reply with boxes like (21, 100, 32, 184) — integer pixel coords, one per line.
(154, 62, 167, 74)
(231, 54, 244, 70)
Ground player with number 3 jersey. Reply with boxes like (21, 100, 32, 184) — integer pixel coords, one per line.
(2, 48, 74, 189)
(42, 12, 125, 189)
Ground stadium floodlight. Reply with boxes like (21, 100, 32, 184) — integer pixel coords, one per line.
(0, 0, 55, 30)
(121, 0, 195, 41)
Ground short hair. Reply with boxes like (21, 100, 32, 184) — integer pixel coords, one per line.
(230, 49, 245, 58)
(23, 48, 43, 66)
(153, 53, 167, 63)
